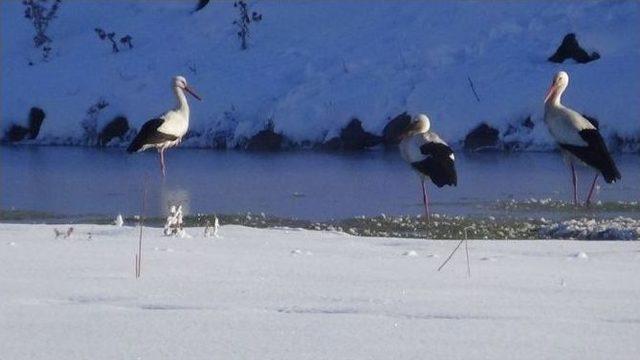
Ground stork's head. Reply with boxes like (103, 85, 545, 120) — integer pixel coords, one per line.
(400, 113, 431, 140)
(544, 71, 569, 104)
(173, 75, 202, 101)
(413, 114, 431, 133)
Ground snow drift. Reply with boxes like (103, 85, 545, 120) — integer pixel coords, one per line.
(2, 0, 639, 150)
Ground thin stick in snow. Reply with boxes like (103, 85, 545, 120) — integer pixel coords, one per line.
(135, 176, 148, 278)
(437, 239, 464, 272)
(467, 76, 481, 102)
(437, 226, 472, 277)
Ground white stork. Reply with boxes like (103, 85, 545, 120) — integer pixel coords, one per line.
(399, 114, 457, 220)
(543, 71, 620, 205)
(127, 75, 201, 176)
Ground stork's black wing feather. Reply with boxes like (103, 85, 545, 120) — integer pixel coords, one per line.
(559, 129, 621, 183)
(411, 142, 457, 187)
(127, 118, 178, 153)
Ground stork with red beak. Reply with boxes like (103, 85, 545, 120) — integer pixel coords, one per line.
(543, 71, 620, 205)
(127, 76, 202, 176)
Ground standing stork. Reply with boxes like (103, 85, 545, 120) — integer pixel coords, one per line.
(127, 75, 202, 176)
(543, 71, 620, 205)
(399, 114, 457, 220)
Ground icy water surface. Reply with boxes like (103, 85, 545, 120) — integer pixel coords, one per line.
(1, 146, 639, 221)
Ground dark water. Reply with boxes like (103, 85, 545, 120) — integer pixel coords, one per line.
(1, 146, 639, 221)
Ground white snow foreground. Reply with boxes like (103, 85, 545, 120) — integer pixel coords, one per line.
(1, 223, 639, 360)
(2, 1, 639, 149)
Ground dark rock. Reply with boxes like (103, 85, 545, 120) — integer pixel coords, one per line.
(611, 133, 640, 153)
(382, 112, 412, 146)
(27, 107, 45, 139)
(246, 129, 283, 151)
(582, 114, 599, 129)
(98, 116, 129, 146)
(464, 123, 500, 151)
(210, 132, 228, 150)
(4, 125, 30, 142)
(522, 116, 535, 129)
(324, 118, 382, 151)
(548, 33, 600, 64)
(3, 107, 46, 142)
(320, 137, 342, 151)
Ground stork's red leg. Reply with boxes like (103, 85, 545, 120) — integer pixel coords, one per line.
(421, 179, 430, 223)
(570, 162, 578, 206)
(585, 173, 598, 206)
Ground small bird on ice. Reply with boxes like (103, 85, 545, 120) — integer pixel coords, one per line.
(127, 76, 202, 176)
(543, 71, 620, 206)
(398, 114, 457, 221)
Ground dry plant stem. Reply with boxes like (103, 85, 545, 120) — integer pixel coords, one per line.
(135, 176, 148, 278)
(467, 76, 481, 102)
(437, 226, 472, 276)
(437, 239, 465, 272)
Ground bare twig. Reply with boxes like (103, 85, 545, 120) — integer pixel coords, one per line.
(467, 76, 481, 102)
(135, 175, 148, 278)
(437, 226, 473, 277)
(464, 227, 471, 278)
(437, 239, 464, 271)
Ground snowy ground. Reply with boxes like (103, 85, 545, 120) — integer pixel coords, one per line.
(1, 223, 639, 359)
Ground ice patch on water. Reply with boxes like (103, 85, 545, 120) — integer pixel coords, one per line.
(540, 217, 640, 240)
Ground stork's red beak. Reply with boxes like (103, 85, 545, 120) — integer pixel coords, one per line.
(544, 83, 557, 103)
(184, 86, 202, 101)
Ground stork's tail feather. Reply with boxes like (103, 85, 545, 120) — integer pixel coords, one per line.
(431, 165, 458, 188)
(601, 162, 621, 184)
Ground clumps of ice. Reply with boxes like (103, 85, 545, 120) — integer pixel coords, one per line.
(540, 217, 640, 240)
(153, 247, 175, 252)
(204, 216, 220, 238)
(495, 199, 640, 213)
(164, 205, 187, 238)
(480, 257, 498, 262)
(114, 214, 123, 227)
(290, 249, 313, 256)
(402, 250, 419, 257)
(572, 251, 589, 259)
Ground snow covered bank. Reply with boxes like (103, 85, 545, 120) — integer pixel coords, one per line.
(1, 223, 639, 359)
(2, 1, 639, 151)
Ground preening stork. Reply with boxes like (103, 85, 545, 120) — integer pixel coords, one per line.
(543, 71, 620, 205)
(127, 75, 202, 176)
(399, 114, 457, 221)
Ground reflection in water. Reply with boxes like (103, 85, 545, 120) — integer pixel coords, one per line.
(1, 146, 639, 220)
(159, 187, 191, 216)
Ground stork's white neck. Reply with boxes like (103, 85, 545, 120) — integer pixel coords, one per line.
(174, 86, 190, 118)
(546, 84, 566, 108)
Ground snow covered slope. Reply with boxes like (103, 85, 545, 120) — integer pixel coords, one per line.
(2, 1, 639, 150)
(1, 223, 639, 359)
